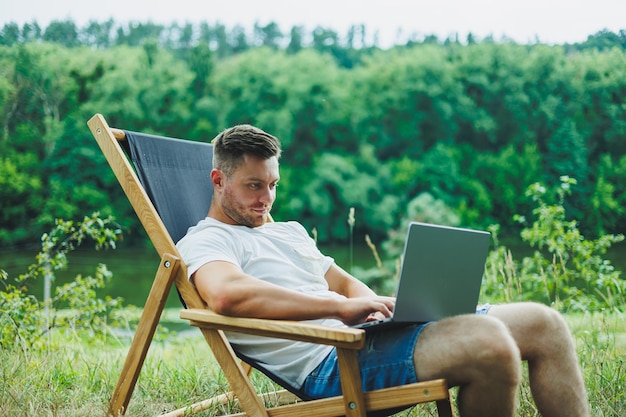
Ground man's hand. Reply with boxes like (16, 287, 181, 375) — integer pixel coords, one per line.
(335, 296, 395, 326)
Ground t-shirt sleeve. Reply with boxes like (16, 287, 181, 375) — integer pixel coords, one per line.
(177, 225, 242, 280)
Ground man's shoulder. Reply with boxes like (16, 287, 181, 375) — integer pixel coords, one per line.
(264, 220, 310, 236)
(177, 217, 232, 246)
(183, 217, 223, 235)
(178, 218, 310, 245)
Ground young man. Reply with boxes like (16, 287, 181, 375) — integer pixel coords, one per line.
(176, 124, 589, 417)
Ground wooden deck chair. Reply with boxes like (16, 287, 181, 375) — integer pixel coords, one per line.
(87, 113, 455, 417)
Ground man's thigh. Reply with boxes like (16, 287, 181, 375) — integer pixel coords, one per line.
(412, 313, 517, 385)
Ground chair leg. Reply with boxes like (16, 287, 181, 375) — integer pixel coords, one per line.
(436, 398, 454, 417)
(336, 348, 367, 417)
(108, 254, 180, 416)
(201, 328, 269, 417)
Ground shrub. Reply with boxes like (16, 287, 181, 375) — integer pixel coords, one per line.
(483, 176, 625, 312)
(0, 212, 125, 351)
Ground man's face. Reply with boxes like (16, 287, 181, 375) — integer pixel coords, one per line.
(216, 154, 280, 228)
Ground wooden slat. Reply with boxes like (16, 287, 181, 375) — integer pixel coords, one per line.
(158, 390, 300, 417)
(266, 379, 451, 417)
(336, 349, 366, 416)
(363, 379, 450, 411)
(267, 397, 347, 417)
(201, 328, 269, 417)
(111, 128, 126, 140)
(182, 308, 365, 349)
(437, 398, 455, 417)
(158, 372, 451, 417)
(108, 254, 180, 416)
(158, 391, 237, 417)
(88, 114, 175, 257)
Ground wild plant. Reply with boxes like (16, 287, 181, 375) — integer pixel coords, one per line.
(0, 212, 124, 351)
(482, 176, 625, 313)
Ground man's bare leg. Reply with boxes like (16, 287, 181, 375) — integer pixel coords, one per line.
(413, 314, 522, 417)
(488, 302, 589, 417)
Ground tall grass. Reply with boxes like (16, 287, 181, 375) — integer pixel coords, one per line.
(0, 309, 623, 416)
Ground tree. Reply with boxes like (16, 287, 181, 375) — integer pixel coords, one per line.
(43, 20, 79, 47)
(545, 119, 588, 183)
(590, 154, 626, 234)
(2, 23, 626, 245)
(3, 44, 71, 156)
(454, 43, 533, 151)
(81, 45, 194, 135)
(286, 148, 400, 242)
(580, 29, 626, 51)
(0, 153, 43, 245)
(115, 21, 164, 47)
(469, 143, 542, 231)
(82, 19, 114, 48)
(312, 26, 339, 52)
(350, 46, 460, 159)
(576, 48, 626, 160)
(0, 22, 20, 46)
(21, 21, 42, 43)
(230, 25, 250, 55)
(188, 41, 214, 97)
(254, 22, 283, 49)
(286, 26, 304, 54)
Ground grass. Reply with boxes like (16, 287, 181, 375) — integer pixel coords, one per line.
(1, 309, 624, 416)
(568, 312, 626, 417)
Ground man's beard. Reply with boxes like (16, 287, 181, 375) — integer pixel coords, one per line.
(221, 190, 270, 228)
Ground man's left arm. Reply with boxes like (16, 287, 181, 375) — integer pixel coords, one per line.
(324, 263, 378, 298)
(324, 264, 395, 322)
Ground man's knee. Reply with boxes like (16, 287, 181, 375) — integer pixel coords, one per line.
(488, 301, 576, 361)
(528, 302, 569, 334)
(475, 317, 522, 385)
(523, 302, 574, 354)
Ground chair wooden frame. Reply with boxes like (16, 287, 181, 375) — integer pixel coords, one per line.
(87, 113, 454, 417)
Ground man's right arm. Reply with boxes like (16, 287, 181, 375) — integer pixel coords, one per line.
(193, 260, 393, 324)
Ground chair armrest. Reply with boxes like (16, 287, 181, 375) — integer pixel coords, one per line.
(180, 308, 365, 349)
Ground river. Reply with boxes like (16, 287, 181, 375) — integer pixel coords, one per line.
(0, 242, 377, 308)
(1, 240, 625, 309)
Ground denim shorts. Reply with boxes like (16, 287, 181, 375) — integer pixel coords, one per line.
(298, 323, 427, 399)
(298, 304, 493, 400)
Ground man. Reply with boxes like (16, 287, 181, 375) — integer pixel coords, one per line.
(176, 124, 589, 417)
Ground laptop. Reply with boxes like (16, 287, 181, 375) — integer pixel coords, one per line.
(352, 221, 491, 331)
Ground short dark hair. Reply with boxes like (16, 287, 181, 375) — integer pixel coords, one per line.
(212, 124, 282, 176)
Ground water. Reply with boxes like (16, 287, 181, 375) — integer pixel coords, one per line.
(0, 242, 377, 308)
(1, 240, 624, 309)
(0, 244, 173, 307)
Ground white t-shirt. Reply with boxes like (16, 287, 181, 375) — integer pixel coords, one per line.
(176, 217, 346, 388)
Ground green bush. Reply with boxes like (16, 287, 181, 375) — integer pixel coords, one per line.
(0, 212, 125, 351)
(482, 176, 625, 312)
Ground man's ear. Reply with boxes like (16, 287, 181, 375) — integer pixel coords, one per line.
(210, 169, 223, 188)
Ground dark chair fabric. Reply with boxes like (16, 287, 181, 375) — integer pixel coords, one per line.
(123, 131, 213, 309)
(124, 131, 214, 244)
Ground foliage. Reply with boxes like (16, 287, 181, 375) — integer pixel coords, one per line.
(482, 177, 625, 312)
(3, 25, 626, 247)
(0, 152, 43, 244)
(359, 193, 460, 294)
(0, 212, 125, 351)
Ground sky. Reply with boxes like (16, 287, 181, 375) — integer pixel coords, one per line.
(1, 0, 625, 46)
